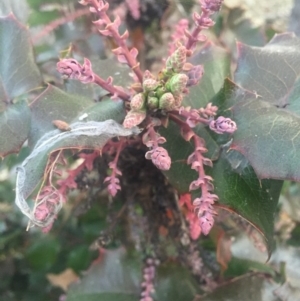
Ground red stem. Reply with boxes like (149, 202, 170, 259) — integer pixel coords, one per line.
(93, 74, 130, 101)
(147, 125, 159, 148)
(193, 135, 208, 197)
(185, 10, 211, 51)
(110, 138, 124, 179)
(90, 0, 143, 83)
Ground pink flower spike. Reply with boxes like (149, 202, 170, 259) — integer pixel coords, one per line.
(209, 116, 237, 134)
(146, 147, 171, 170)
(189, 178, 205, 191)
(199, 212, 215, 235)
(187, 152, 196, 165)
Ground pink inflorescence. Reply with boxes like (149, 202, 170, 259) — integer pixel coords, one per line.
(169, 19, 189, 55)
(143, 120, 171, 171)
(200, 0, 223, 12)
(57, 58, 94, 84)
(145, 146, 171, 171)
(209, 116, 237, 134)
(34, 186, 64, 233)
(140, 258, 159, 301)
(104, 161, 122, 197)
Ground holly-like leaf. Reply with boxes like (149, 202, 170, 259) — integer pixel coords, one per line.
(185, 42, 231, 108)
(200, 273, 277, 301)
(15, 120, 139, 226)
(29, 85, 126, 146)
(210, 150, 282, 252)
(0, 100, 31, 158)
(66, 248, 200, 301)
(66, 248, 141, 301)
(0, 14, 42, 156)
(228, 33, 300, 181)
(0, 14, 41, 103)
(0, 0, 29, 24)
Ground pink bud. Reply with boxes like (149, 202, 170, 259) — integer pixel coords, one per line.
(123, 110, 146, 128)
(209, 116, 237, 134)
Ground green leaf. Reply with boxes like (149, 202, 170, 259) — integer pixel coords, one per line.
(0, 14, 41, 103)
(0, 0, 29, 24)
(66, 248, 200, 301)
(66, 248, 142, 301)
(160, 121, 220, 193)
(225, 33, 300, 181)
(185, 42, 231, 108)
(200, 273, 278, 301)
(15, 120, 139, 227)
(154, 262, 201, 301)
(25, 236, 61, 271)
(29, 85, 125, 146)
(0, 14, 42, 156)
(28, 10, 60, 27)
(210, 150, 282, 252)
(67, 245, 94, 273)
(0, 100, 31, 157)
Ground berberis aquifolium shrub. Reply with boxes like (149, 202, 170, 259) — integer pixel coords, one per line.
(1, 0, 300, 299)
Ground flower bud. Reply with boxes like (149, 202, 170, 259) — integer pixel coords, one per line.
(159, 92, 176, 111)
(147, 96, 159, 110)
(209, 116, 237, 134)
(130, 93, 145, 110)
(166, 46, 187, 73)
(145, 147, 171, 170)
(166, 73, 188, 97)
(123, 109, 146, 128)
(143, 79, 159, 92)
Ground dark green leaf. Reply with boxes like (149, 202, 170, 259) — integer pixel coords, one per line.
(67, 245, 94, 273)
(0, 14, 41, 103)
(0, 14, 42, 156)
(29, 85, 125, 146)
(0, 0, 29, 23)
(160, 121, 220, 193)
(0, 100, 31, 157)
(155, 262, 201, 301)
(185, 42, 231, 108)
(200, 273, 278, 301)
(225, 33, 300, 181)
(25, 236, 61, 271)
(66, 248, 200, 301)
(224, 257, 276, 278)
(66, 248, 142, 301)
(28, 10, 60, 27)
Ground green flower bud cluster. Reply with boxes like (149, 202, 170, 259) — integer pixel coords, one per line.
(124, 46, 190, 128)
